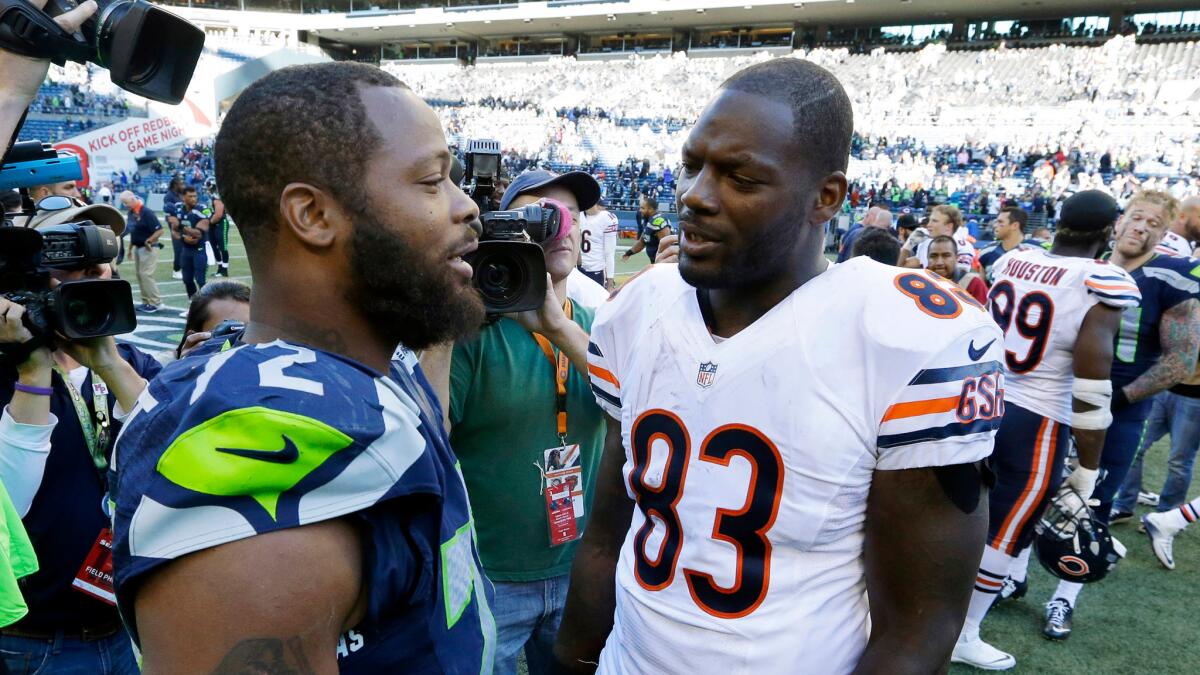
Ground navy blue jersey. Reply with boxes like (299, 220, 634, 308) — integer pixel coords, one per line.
(110, 340, 495, 673)
(180, 203, 211, 248)
(1111, 253, 1200, 387)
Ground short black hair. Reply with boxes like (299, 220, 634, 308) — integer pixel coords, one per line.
(720, 58, 854, 175)
(1001, 206, 1028, 231)
(897, 213, 918, 230)
(181, 185, 197, 195)
(214, 62, 406, 251)
(179, 279, 252, 357)
(929, 234, 958, 252)
(851, 227, 901, 266)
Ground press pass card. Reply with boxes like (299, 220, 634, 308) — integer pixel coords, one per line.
(73, 528, 116, 605)
(544, 444, 585, 545)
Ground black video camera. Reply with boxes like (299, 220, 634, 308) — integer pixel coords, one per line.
(0, 0, 203, 103)
(0, 224, 135, 348)
(460, 139, 550, 314)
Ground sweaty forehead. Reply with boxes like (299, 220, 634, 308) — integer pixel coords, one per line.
(686, 89, 796, 169)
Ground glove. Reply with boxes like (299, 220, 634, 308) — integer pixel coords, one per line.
(1064, 466, 1099, 503)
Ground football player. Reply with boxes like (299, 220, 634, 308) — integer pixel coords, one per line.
(108, 63, 496, 673)
(553, 59, 1004, 674)
(951, 190, 1139, 670)
(1025, 190, 1200, 640)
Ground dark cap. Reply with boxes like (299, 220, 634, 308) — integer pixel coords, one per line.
(1059, 190, 1119, 232)
(499, 169, 601, 211)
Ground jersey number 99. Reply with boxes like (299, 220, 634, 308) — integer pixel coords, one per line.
(987, 281, 1054, 373)
(628, 410, 784, 619)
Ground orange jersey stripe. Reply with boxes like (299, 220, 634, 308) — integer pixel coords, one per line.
(588, 364, 621, 388)
(1085, 280, 1139, 292)
(882, 395, 960, 422)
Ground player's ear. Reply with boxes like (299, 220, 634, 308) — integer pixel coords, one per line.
(278, 182, 345, 250)
(809, 171, 848, 226)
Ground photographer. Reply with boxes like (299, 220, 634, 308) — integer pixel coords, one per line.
(0, 203, 158, 675)
(424, 170, 607, 675)
(119, 190, 163, 312)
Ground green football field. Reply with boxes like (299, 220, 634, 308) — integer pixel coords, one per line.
(118, 228, 1198, 674)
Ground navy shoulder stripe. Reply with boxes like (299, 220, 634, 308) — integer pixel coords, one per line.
(591, 383, 621, 409)
(878, 416, 1001, 449)
(588, 342, 604, 357)
(908, 361, 1002, 386)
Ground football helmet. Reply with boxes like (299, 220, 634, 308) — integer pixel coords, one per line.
(1034, 487, 1126, 583)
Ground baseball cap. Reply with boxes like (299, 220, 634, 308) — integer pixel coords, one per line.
(499, 169, 601, 211)
(26, 202, 126, 237)
(1058, 190, 1118, 232)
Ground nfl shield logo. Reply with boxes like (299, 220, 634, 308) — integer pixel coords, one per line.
(696, 362, 718, 389)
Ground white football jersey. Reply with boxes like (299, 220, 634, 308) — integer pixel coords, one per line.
(1156, 230, 1193, 258)
(587, 260, 1003, 675)
(987, 248, 1140, 425)
(580, 210, 620, 274)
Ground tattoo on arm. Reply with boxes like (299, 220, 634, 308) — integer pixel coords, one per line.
(210, 637, 316, 675)
(1124, 299, 1200, 402)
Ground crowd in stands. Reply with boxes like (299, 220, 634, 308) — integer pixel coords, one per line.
(385, 38, 1200, 218)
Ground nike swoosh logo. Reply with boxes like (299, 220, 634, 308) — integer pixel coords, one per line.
(215, 435, 300, 464)
(968, 339, 996, 362)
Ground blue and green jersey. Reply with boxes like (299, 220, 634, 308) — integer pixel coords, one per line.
(1112, 253, 1200, 389)
(110, 338, 495, 673)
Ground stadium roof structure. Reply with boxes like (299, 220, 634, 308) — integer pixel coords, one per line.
(175, 0, 1198, 48)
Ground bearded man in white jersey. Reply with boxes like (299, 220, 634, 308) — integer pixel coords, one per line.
(552, 58, 1004, 675)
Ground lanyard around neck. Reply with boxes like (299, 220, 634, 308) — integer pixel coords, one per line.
(531, 300, 574, 445)
(52, 362, 110, 475)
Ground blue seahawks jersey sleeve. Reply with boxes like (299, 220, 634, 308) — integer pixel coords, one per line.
(1148, 254, 1200, 310)
(111, 340, 495, 673)
(875, 323, 1004, 470)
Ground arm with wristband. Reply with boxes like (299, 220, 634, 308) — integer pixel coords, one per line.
(1064, 303, 1124, 501)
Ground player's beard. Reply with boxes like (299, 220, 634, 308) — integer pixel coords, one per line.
(345, 209, 485, 351)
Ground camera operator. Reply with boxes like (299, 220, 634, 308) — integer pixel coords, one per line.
(119, 190, 163, 313)
(423, 169, 606, 675)
(0, 204, 158, 675)
(173, 185, 209, 299)
(28, 181, 82, 203)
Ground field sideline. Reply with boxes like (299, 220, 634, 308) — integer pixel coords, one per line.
(117, 227, 1198, 675)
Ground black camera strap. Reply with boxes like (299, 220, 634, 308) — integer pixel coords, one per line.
(0, 0, 91, 64)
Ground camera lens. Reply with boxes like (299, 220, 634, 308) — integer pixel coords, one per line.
(63, 285, 115, 336)
(473, 249, 531, 312)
